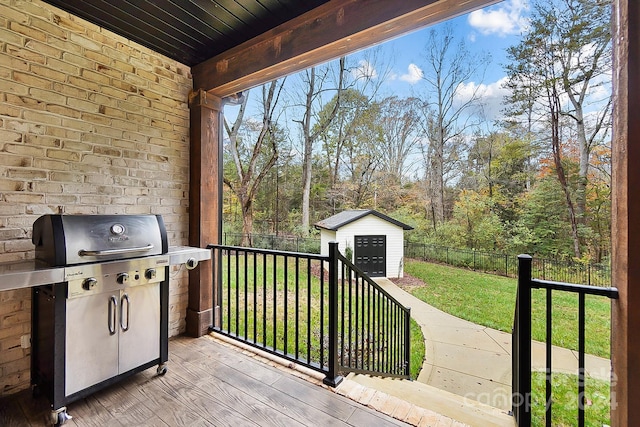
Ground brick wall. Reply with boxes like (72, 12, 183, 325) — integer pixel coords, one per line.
(0, 0, 193, 395)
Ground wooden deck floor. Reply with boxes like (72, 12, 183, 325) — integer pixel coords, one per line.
(0, 335, 408, 426)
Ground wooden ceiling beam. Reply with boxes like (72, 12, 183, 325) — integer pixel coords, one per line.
(192, 0, 500, 96)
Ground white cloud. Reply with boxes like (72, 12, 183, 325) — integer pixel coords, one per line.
(351, 59, 378, 81)
(468, 0, 529, 37)
(454, 76, 511, 121)
(399, 63, 423, 84)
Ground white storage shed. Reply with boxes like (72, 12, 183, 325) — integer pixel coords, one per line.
(315, 210, 413, 278)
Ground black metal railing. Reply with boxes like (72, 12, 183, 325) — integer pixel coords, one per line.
(223, 232, 321, 254)
(405, 242, 611, 287)
(512, 255, 618, 427)
(222, 237, 611, 286)
(208, 242, 410, 385)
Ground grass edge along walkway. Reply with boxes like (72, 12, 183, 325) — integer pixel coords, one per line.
(393, 262, 613, 427)
(401, 259, 611, 359)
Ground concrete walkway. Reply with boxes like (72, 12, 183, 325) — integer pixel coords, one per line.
(349, 278, 611, 425)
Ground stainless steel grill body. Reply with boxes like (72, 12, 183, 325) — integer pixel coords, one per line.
(30, 214, 172, 426)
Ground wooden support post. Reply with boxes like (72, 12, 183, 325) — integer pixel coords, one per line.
(611, 1, 640, 425)
(186, 89, 222, 337)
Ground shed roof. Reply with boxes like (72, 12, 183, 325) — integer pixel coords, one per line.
(314, 210, 413, 231)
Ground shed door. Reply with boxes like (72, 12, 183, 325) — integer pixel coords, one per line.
(354, 235, 386, 277)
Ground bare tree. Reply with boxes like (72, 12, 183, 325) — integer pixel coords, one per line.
(295, 58, 345, 235)
(504, 0, 612, 257)
(294, 49, 392, 233)
(554, 0, 612, 219)
(418, 24, 490, 230)
(224, 80, 285, 245)
(377, 96, 423, 185)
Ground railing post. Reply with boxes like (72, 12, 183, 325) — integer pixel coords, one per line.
(513, 254, 532, 426)
(404, 307, 411, 377)
(323, 241, 343, 387)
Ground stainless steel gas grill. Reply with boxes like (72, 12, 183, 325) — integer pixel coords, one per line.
(28, 214, 209, 426)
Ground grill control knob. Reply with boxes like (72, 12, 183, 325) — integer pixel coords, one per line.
(83, 278, 97, 291)
(145, 268, 156, 280)
(186, 258, 198, 270)
(117, 273, 129, 285)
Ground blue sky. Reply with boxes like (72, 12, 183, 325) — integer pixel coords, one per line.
(365, 0, 530, 121)
(230, 0, 531, 129)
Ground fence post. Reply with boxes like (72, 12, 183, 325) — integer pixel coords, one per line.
(505, 254, 509, 276)
(513, 254, 532, 426)
(323, 241, 343, 387)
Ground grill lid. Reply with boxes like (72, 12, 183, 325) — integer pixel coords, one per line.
(32, 215, 168, 266)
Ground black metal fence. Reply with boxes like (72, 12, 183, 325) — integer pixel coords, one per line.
(223, 232, 321, 254)
(208, 242, 410, 385)
(405, 242, 611, 287)
(223, 236, 612, 287)
(512, 255, 618, 427)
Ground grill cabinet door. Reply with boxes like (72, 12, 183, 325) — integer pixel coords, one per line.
(118, 283, 160, 373)
(65, 292, 119, 396)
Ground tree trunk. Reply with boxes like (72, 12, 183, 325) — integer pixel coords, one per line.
(574, 107, 588, 223)
(551, 88, 581, 258)
(300, 68, 315, 235)
(428, 124, 445, 226)
(301, 137, 313, 233)
(299, 58, 345, 234)
(241, 199, 253, 246)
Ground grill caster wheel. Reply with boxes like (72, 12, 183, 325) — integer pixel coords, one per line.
(157, 363, 167, 376)
(51, 408, 71, 426)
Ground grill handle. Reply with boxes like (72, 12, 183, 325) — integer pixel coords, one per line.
(78, 244, 154, 257)
(108, 296, 117, 335)
(120, 294, 130, 332)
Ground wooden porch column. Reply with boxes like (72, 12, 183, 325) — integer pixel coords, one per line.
(186, 89, 222, 337)
(611, 1, 640, 425)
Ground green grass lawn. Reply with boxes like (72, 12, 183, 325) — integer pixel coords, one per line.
(403, 259, 611, 359)
(402, 259, 612, 426)
(409, 318, 425, 379)
(531, 372, 610, 427)
(219, 253, 425, 379)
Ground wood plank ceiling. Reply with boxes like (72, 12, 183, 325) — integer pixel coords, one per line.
(40, 0, 501, 95)
(40, 0, 329, 67)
